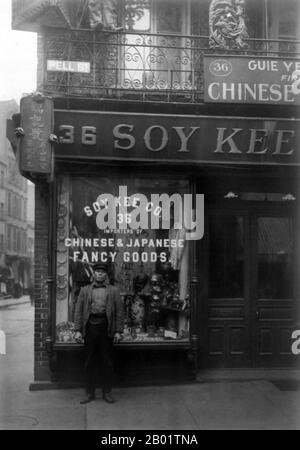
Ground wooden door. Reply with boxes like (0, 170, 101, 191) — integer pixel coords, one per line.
(203, 204, 298, 368)
(251, 213, 298, 367)
(205, 210, 251, 367)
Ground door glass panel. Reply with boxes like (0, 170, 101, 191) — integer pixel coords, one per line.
(257, 217, 293, 299)
(209, 216, 244, 298)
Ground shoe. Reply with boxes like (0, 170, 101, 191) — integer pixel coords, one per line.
(80, 393, 95, 404)
(102, 392, 116, 403)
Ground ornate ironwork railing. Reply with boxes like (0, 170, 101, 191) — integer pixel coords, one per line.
(41, 28, 300, 103)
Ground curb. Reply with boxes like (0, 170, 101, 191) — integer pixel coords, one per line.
(0, 297, 31, 308)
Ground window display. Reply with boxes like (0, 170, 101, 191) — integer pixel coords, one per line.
(55, 174, 190, 344)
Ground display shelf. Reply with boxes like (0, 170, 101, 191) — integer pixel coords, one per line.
(54, 338, 190, 351)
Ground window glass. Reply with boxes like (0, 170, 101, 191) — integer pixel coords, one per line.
(156, 0, 183, 34)
(209, 215, 244, 298)
(56, 175, 191, 343)
(267, 0, 300, 53)
(257, 217, 293, 299)
(125, 0, 150, 31)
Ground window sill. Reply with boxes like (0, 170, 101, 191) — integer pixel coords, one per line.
(53, 339, 190, 351)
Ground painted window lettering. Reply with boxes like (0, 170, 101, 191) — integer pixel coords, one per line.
(83, 186, 204, 241)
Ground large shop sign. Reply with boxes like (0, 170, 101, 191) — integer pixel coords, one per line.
(204, 55, 300, 105)
(54, 111, 300, 166)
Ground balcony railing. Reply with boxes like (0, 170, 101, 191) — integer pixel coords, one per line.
(41, 28, 300, 103)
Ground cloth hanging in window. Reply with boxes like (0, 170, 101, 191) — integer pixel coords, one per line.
(88, 0, 119, 29)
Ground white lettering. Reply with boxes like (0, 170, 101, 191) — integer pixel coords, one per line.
(208, 82, 221, 100)
(59, 125, 74, 144)
(82, 126, 96, 145)
(214, 128, 243, 153)
(113, 124, 135, 150)
(144, 126, 168, 152)
(173, 127, 200, 152)
(247, 129, 268, 154)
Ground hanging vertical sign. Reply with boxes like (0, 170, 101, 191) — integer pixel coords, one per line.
(19, 93, 54, 175)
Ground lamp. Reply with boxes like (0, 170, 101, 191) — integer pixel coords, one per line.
(282, 194, 296, 201)
(224, 191, 239, 199)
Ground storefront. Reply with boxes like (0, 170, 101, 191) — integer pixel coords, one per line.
(36, 109, 298, 384)
(10, 0, 300, 386)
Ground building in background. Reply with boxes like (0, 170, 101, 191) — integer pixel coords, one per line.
(10, 0, 300, 386)
(0, 100, 34, 298)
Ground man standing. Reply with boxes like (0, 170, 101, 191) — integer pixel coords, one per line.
(74, 262, 124, 404)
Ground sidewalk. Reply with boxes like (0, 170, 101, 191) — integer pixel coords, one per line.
(0, 302, 299, 430)
(0, 380, 300, 430)
(0, 294, 31, 308)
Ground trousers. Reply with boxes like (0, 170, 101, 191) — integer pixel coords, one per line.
(84, 320, 114, 394)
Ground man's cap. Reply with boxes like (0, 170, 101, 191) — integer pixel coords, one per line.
(92, 262, 109, 272)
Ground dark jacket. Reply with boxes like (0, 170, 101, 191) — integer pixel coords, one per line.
(74, 283, 124, 338)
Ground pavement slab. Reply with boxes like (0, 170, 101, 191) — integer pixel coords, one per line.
(1, 303, 300, 430)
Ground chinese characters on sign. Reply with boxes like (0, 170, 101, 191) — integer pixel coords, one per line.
(19, 94, 53, 174)
(204, 56, 300, 105)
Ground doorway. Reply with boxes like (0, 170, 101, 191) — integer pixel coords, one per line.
(203, 201, 298, 368)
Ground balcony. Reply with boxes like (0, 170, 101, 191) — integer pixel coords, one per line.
(41, 28, 300, 104)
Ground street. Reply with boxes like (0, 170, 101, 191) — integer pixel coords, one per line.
(0, 301, 300, 430)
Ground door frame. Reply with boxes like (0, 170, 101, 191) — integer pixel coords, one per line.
(200, 198, 298, 368)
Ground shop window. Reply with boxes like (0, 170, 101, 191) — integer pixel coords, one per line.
(55, 175, 191, 344)
(257, 217, 293, 299)
(209, 215, 244, 298)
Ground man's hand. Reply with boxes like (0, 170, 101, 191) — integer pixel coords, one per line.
(74, 331, 82, 342)
(113, 332, 122, 343)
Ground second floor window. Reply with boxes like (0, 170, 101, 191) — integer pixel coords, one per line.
(7, 226, 11, 251)
(0, 203, 4, 220)
(122, 0, 210, 91)
(0, 170, 4, 188)
(8, 192, 11, 217)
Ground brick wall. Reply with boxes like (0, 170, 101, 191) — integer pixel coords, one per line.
(34, 181, 50, 381)
(36, 33, 44, 91)
(41, 28, 118, 97)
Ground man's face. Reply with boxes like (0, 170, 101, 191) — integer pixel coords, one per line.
(94, 269, 107, 284)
